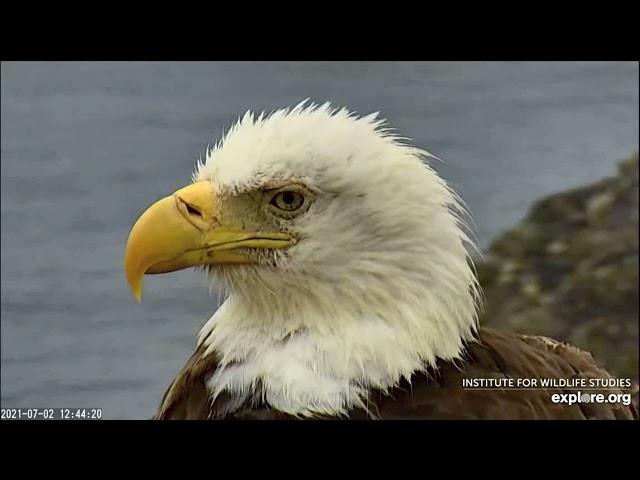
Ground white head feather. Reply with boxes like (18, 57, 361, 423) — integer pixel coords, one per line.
(192, 101, 481, 417)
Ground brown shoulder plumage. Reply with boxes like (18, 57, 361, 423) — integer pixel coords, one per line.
(154, 344, 219, 420)
(368, 327, 638, 420)
(155, 327, 638, 420)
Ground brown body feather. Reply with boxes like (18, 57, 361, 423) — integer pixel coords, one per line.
(155, 327, 638, 420)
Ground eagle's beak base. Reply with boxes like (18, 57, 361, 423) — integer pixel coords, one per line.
(124, 182, 293, 302)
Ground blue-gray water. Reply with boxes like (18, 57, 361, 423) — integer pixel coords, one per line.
(1, 62, 638, 419)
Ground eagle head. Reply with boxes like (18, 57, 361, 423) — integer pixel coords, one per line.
(124, 101, 481, 415)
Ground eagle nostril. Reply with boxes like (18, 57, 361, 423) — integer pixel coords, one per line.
(185, 203, 203, 217)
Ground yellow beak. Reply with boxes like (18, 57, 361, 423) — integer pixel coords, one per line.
(124, 182, 294, 302)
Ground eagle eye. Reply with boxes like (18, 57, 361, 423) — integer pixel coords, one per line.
(270, 190, 305, 212)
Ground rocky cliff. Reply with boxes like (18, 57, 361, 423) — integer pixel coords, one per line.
(476, 154, 639, 390)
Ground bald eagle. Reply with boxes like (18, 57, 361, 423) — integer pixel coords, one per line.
(124, 102, 637, 420)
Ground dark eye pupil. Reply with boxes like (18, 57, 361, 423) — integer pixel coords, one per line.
(282, 191, 295, 204)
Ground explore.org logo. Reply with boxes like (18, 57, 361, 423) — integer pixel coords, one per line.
(461, 376, 635, 407)
(551, 391, 632, 407)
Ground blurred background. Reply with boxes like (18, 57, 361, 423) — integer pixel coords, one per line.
(1, 61, 638, 419)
